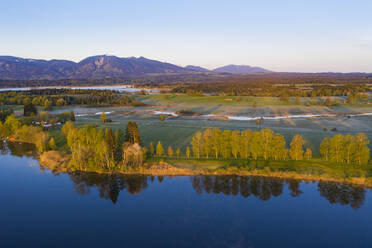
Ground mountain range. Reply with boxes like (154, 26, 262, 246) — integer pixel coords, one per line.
(0, 55, 271, 80)
(212, 64, 271, 74)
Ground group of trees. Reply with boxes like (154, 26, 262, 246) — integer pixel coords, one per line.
(1, 113, 147, 170)
(23, 102, 38, 116)
(187, 129, 310, 161)
(151, 129, 370, 165)
(62, 121, 144, 171)
(21, 109, 76, 127)
(320, 133, 370, 165)
(0, 108, 13, 122)
(0, 114, 53, 153)
(125, 121, 141, 144)
(1, 109, 371, 171)
(172, 82, 370, 98)
(151, 129, 312, 161)
(0, 115, 21, 139)
(0, 89, 145, 107)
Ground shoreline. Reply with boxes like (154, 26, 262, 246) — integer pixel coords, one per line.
(39, 152, 372, 188)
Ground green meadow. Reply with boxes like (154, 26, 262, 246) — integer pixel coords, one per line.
(57, 94, 372, 157)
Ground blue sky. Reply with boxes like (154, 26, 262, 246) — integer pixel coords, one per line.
(1, 0, 372, 72)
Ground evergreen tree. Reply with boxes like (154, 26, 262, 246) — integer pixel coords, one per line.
(149, 142, 155, 156)
(115, 129, 125, 147)
(105, 128, 117, 160)
(70, 111, 76, 122)
(131, 122, 141, 144)
(24, 102, 37, 116)
(125, 121, 141, 144)
(114, 129, 125, 161)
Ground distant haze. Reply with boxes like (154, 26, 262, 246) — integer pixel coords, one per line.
(213, 65, 271, 74)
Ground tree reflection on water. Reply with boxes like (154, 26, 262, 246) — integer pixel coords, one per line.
(66, 172, 367, 209)
(190, 175, 302, 200)
(0, 140, 38, 159)
(318, 181, 366, 209)
(69, 172, 149, 204)
(0, 140, 367, 208)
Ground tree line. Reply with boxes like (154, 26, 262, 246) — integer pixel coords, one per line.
(1, 114, 370, 169)
(0, 89, 145, 107)
(152, 129, 312, 161)
(320, 133, 370, 165)
(171, 82, 370, 98)
(151, 128, 370, 165)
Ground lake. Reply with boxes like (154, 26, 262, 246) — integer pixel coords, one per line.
(0, 141, 372, 248)
(0, 85, 160, 94)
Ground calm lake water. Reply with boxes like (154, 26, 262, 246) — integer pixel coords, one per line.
(1, 142, 372, 248)
(0, 85, 160, 94)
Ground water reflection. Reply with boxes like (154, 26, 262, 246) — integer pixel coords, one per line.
(318, 181, 366, 209)
(190, 175, 302, 200)
(0, 142, 367, 209)
(65, 172, 366, 209)
(69, 172, 149, 204)
(0, 140, 38, 159)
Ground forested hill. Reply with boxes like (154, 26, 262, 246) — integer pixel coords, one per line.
(0, 55, 275, 80)
(0, 55, 190, 80)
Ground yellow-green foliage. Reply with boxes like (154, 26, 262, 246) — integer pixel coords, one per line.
(320, 133, 370, 165)
(188, 128, 289, 160)
(0, 114, 21, 138)
(62, 122, 143, 171)
(156, 141, 164, 156)
(14, 125, 50, 153)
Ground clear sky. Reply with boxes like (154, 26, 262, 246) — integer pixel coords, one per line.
(1, 0, 372, 72)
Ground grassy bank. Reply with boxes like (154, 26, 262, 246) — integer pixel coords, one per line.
(39, 151, 372, 187)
